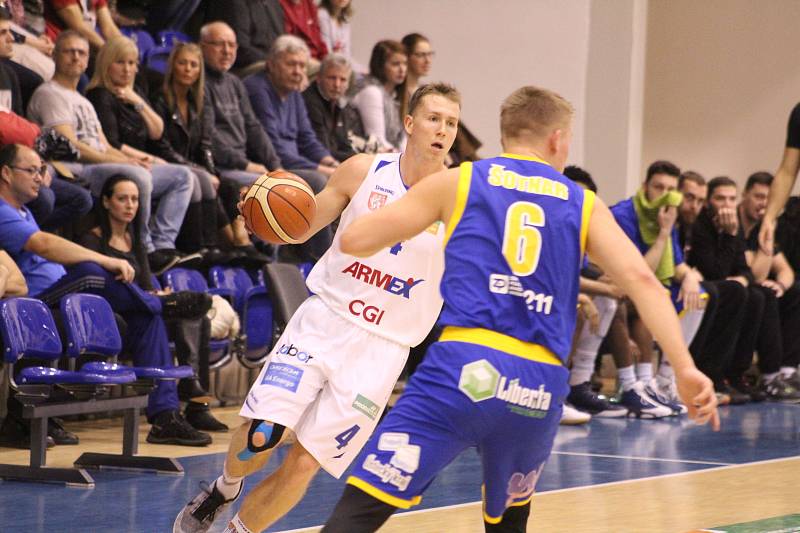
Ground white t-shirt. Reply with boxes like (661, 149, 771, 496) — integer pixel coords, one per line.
(27, 80, 106, 152)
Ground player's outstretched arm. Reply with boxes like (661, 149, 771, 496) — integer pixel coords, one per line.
(297, 154, 375, 242)
(760, 146, 800, 251)
(586, 198, 720, 431)
(340, 168, 460, 257)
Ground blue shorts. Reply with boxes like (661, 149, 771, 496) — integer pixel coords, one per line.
(346, 329, 570, 523)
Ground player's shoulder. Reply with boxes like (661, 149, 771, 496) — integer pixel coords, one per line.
(327, 153, 376, 197)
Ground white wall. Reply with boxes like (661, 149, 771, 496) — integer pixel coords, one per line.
(350, 0, 592, 161)
(642, 0, 800, 189)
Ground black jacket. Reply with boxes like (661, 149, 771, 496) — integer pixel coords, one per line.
(687, 207, 754, 283)
(152, 90, 216, 174)
(205, 0, 284, 70)
(302, 81, 364, 162)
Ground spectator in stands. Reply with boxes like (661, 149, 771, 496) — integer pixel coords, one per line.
(676, 170, 706, 255)
(79, 174, 227, 432)
(154, 41, 260, 267)
(279, 0, 327, 62)
(201, 21, 329, 261)
(203, 0, 283, 77)
(353, 39, 406, 152)
(27, 30, 197, 274)
(246, 35, 337, 178)
(303, 52, 365, 162)
(401, 33, 432, 115)
(317, 0, 353, 61)
(738, 172, 800, 389)
(611, 160, 709, 414)
(43, 0, 121, 51)
(1, 0, 54, 80)
(0, 143, 212, 445)
(688, 176, 800, 401)
(86, 35, 214, 267)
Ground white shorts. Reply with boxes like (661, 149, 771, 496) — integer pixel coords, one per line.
(240, 295, 409, 478)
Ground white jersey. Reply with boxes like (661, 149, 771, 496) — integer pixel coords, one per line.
(307, 153, 445, 347)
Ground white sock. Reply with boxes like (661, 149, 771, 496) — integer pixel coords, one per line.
(780, 366, 796, 379)
(618, 365, 637, 391)
(763, 371, 780, 383)
(680, 308, 705, 346)
(569, 350, 596, 386)
(216, 461, 243, 500)
(657, 359, 674, 386)
(636, 362, 653, 383)
(224, 514, 254, 533)
(570, 297, 617, 386)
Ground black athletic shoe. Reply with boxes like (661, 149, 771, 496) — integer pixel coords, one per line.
(717, 381, 751, 405)
(173, 479, 242, 533)
(48, 417, 79, 445)
(567, 382, 628, 417)
(729, 376, 765, 402)
(762, 375, 800, 403)
(147, 410, 212, 446)
(184, 402, 228, 432)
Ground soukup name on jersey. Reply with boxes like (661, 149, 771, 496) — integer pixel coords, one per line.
(342, 261, 424, 298)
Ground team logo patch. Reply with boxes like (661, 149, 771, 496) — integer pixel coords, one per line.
(458, 359, 552, 417)
(368, 191, 388, 210)
(352, 394, 380, 420)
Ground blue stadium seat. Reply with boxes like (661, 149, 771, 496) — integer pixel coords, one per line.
(146, 45, 172, 74)
(209, 266, 274, 367)
(156, 29, 190, 47)
(0, 298, 180, 487)
(120, 27, 156, 61)
(61, 293, 193, 381)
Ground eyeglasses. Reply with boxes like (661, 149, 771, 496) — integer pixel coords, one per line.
(412, 51, 436, 59)
(11, 165, 47, 177)
(202, 39, 238, 50)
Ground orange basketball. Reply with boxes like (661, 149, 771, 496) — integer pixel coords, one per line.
(241, 170, 317, 244)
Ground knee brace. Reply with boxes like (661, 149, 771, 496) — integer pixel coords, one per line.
(236, 419, 285, 461)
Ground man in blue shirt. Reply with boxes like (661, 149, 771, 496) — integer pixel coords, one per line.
(245, 34, 339, 178)
(610, 160, 709, 416)
(0, 143, 212, 447)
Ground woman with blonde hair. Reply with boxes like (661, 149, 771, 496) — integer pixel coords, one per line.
(153, 41, 269, 267)
(87, 35, 216, 268)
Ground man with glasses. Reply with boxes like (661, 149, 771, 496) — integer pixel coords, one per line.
(201, 21, 332, 261)
(0, 142, 213, 448)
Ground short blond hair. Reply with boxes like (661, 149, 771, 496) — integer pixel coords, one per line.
(500, 86, 573, 141)
(88, 35, 139, 91)
(408, 82, 461, 117)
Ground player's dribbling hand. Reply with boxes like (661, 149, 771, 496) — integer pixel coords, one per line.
(675, 366, 720, 431)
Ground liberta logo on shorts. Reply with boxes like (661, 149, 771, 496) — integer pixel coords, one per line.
(458, 359, 552, 417)
(352, 394, 379, 420)
(277, 343, 314, 363)
(341, 261, 424, 299)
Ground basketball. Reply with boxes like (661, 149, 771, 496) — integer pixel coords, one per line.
(241, 170, 317, 244)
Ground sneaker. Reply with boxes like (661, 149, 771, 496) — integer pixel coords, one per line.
(645, 378, 688, 415)
(48, 417, 79, 445)
(619, 381, 674, 419)
(184, 402, 228, 432)
(560, 404, 591, 425)
(567, 382, 628, 417)
(717, 381, 751, 405)
(147, 410, 212, 446)
(762, 375, 800, 403)
(783, 370, 800, 390)
(149, 249, 183, 275)
(728, 376, 764, 403)
(715, 391, 731, 406)
(173, 479, 242, 533)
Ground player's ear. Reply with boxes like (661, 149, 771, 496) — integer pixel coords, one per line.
(548, 128, 562, 155)
(403, 113, 414, 136)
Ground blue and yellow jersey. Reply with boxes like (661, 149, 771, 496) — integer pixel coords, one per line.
(439, 154, 595, 364)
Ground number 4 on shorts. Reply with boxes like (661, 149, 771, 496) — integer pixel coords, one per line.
(335, 424, 361, 449)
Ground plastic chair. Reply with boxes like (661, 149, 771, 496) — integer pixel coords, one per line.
(120, 27, 156, 61)
(157, 29, 190, 47)
(209, 266, 274, 368)
(0, 298, 174, 487)
(145, 45, 172, 74)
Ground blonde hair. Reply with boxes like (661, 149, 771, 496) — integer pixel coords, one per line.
(163, 42, 205, 116)
(500, 86, 573, 141)
(407, 82, 460, 116)
(87, 35, 139, 91)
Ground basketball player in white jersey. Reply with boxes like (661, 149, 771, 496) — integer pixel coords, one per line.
(173, 83, 461, 533)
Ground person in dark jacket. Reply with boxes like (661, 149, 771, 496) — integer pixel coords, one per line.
(302, 52, 364, 163)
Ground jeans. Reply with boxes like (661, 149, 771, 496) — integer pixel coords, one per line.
(26, 176, 92, 231)
(65, 162, 193, 252)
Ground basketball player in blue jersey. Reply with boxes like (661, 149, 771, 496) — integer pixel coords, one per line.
(173, 83, 461, 533)
(321, 86, 720, 533)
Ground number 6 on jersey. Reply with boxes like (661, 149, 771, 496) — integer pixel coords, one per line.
(502, 201, 545, 276)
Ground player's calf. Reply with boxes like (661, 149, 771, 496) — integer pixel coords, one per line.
(484, 502, 531, 533)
